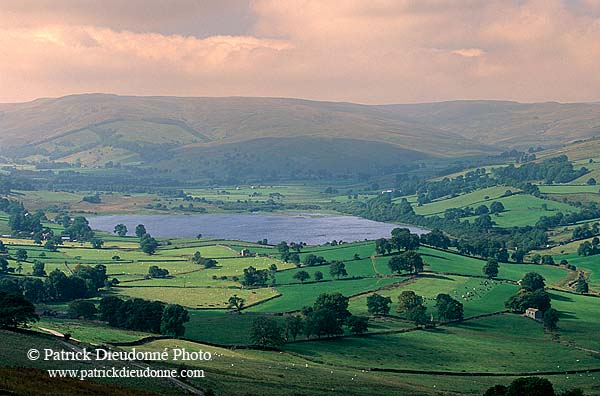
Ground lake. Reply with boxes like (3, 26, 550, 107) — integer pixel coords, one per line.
(88, 213, 428, 245)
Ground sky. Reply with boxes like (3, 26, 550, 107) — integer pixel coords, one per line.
(1, 0, 599, 104)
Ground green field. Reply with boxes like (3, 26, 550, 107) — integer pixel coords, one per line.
(413, 186, 515, 216)
(462, 194, 579, 228)
(2, 176, 600, 396)
(247, 277, 401, 313)
(285, 314, 598, 373)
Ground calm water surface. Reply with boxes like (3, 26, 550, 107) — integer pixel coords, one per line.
(88, 213, 428, 245)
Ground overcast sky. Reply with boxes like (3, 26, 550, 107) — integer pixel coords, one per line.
(1, 0, 599, 104)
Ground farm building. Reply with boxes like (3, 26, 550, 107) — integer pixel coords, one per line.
(240, 249, 253, 257)
(524, 308, 543, 321)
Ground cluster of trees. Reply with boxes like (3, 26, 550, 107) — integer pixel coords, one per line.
(535, 206, 600, 233)
(484, 377, 585, 396)
(388, 251, 424, 274)
(0, 290, 39, 328)
(368, 291, 463, 324)
(572, 223, 599, 240)
(0, 176, 34, 195)
(577, 238, 600, 256)
(505, 272, 559, 331)
(415, 168, 497, 205)
(575, 274, 589, 294)
(241, 266, 270, 287)
(0, 265, 108, 303)
(63, 216, 95, 241)
(276, 241, 305, 263)
(493, 156, 588, 184)
(249, 293, 369, 348)
(98, 296, 189, 336)
(1, 198, 44, 237)
(133, 224, 159, 255)
(445, 201, 505, 220)
(82, 193, 102, 204)
(191, 251, 218, 268)
(396, 290, 464, 325)
(148, 265, 170, 278)
(376, 227, 421, 255)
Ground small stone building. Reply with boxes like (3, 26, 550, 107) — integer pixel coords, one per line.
(525, 307, 543, 321)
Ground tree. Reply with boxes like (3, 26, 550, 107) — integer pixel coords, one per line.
(388, 250, 424, 274)
(140, 234, 158, 255)
(293, 270, 310, 284)
(329, 261, 348, 279)
(285, 315, 304, 341)
(541, 255, 555, 265)
(91, 238, 104, 249)
(347, 316, 369, 334)
(314, 271, 324, 281)
(160, 304, 190, 336)
(397, 291, 423, 314)
(512, 249, 526, 264)
(587, 177, 597, 186)
(148, 265, 169, 278)
(505, 289, 551, 313)
(484, 385, 507, 396)
(250, 317, 285, 348)
(228, 295, 245, 313)
(303, 254, 326, 266)
(375, 238, 392, 255)
(521, 272, 546, 291)
(64, 216, 95, 241)
(575, 275, 589, 294)
(68, 300, 98, 319)
(135, 224, 147, 238)
(475, 205, 490, 215)
(313, 293, 351, 323)
(15, 249, 28, 262)
(496, 248, 510, 263)
(191, 251, 202, 264)
(490, 201, 505, 214)
(304, 293, 352, 338)
(407, 304, 429, 326)
(277, 241, 290, 261)
(32, 260, 46, 277)
(98, 296, 124, 326)
(543, 308, 560, 332)
(21, 278, 44, 303)
(390, 228, 420, 251)
(483, 258, 499, 278)
(475, 214, 494, 229)
(367, 293, 392, 316)
(435, 293, 464, 322)
(192, 251, 218, 268)
(242, 266, 269, 287)
(113, 224, 128, 237)
(0, 240, 6, 253)
(0, 291, 39, 328)
(506, 377, 554, 396)
(0, 257, 8, 273)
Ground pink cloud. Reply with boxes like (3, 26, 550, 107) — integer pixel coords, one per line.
(0, 0, 599, 103)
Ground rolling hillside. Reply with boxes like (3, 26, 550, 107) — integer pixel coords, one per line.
(1, 94, 599, 178)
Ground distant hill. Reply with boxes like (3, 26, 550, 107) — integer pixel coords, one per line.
(1, 94, 598, 178)
(379, 100, 600, 149)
